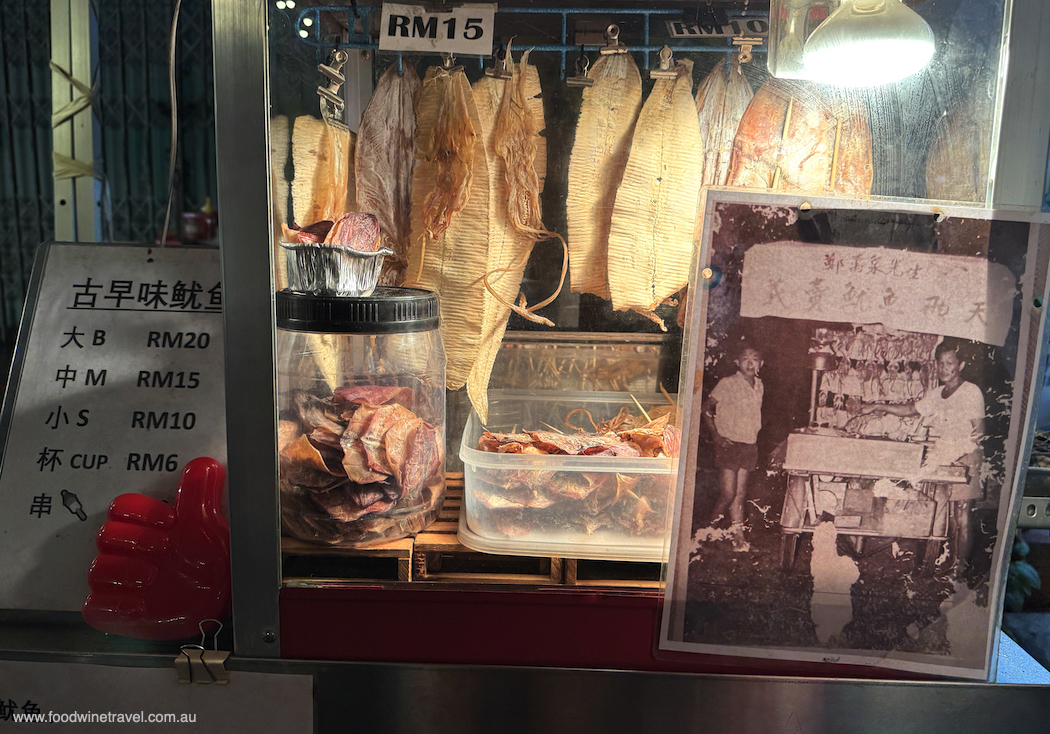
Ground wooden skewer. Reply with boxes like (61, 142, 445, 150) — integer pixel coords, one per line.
(630, 394, 652, 423)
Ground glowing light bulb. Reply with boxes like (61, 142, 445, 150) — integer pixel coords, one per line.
(303, 17, 313, 27)
(286, 0, 296, 7)
(275, 0, 286, 9)
(802, 0, 935, 87)
(299, 29, 309, 38)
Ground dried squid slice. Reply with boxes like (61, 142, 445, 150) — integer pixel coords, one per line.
(355, 62, 421, 284)
(696, 53, 753, 187)
(407, 66, 489, 390)
(925, 94, 989, 203)
(606, 59, 703, 329)
(728, 80, 873, 197)
(566, 53, 643, 300)
(467, 51, 549, 422)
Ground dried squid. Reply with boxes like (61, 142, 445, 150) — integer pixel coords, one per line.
(728, 80, 873, 197)
(566, 53, 643, 300)
(467, 48, 556, 422)
(606, 57, 704, 329)
(695, 53, 753, 187)
(356, 63, 421, 284)
(925, 94, 990, 203)
(407, 64, 490, 390)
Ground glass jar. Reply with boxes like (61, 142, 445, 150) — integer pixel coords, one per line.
(276, 287, 445, 547)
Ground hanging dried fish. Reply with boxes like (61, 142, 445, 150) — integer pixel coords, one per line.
(696, 53, 753, 187)
(728, 80, 873, 196)
(289, 115, 352, 226)
(468, 47, 560, 423)
(925, 95, 989, 203)
(355, 62, 421, 284)
(566, 53, 643, 300)
(407, 63, 490, 390)
(606, 54, 704, 330)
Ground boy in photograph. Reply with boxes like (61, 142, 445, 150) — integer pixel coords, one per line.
(702, 343, 764, 550)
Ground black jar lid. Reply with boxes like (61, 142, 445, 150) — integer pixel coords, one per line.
(276, 287, 439, 334)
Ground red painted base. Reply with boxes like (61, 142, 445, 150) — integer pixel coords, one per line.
(279, 586, 934, 680)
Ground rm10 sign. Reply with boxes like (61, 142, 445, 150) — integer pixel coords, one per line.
(379, 3, 495, 57)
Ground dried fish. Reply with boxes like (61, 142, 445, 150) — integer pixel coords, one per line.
(359, 403, 416, 475)
(925, 95, 989, 203)
(291, 390, 346, 437)
(400, 421, 444, 500)
(526, 430, 621, 456)
(323, 212, 382, 252)
(278, 420, 300, 453)
(567, 53, 643, 300)
(280, 434, 345, 488)
(340, 403, 386, 484)
(606, 57, 704, 329)
(468, 49, 558, 423)
(408, 65, 490, 389)
(728, 81, 873, 196)
(333, 385, 414, 409)
(695, 54, 753, 187)
(356, 62, 421, 283)
(312, 483, 396, 524)
(290, 115, 352, 226)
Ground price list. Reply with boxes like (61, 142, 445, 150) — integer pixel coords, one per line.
(0, 243, 227, 611)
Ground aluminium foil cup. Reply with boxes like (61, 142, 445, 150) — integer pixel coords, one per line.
(281, 241, 395, 297)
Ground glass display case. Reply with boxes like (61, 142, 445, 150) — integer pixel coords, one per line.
(213, 0, 1050, 681)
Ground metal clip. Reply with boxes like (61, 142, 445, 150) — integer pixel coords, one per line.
(175, 620, 229, 685)
(485, 46, 512, 80)
(599, 24, 628, 55)
(732, 36, 763, 64)
(439, 52, 463, 75)
(566, 47, 594, 88)
(648, 46, 678, 79)
(317, 49, 349, 120)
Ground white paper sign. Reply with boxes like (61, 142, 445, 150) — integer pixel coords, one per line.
(740, 242, 1016, 346)
(0, 659, 311, 732)
(379, 3, 496, 56)
(0, 243, 227, 611)
(665, 18, 769, 38)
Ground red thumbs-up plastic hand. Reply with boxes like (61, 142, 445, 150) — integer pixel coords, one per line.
(82, 457, 231, 641)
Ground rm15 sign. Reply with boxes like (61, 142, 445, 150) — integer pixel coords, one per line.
(379, 3, 495, 57)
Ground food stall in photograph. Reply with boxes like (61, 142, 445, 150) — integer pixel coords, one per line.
(4, 0, 1050, 730)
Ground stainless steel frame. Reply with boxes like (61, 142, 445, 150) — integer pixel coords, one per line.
(213, 0, 282, 656)
(212, 0, 1050, 718)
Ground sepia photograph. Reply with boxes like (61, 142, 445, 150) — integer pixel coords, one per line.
(661, 192, 1050, 679)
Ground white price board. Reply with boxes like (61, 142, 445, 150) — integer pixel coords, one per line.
(0, 659, 311, 732)
(0, 243, 227, 612)
(379, 3, 495, 56)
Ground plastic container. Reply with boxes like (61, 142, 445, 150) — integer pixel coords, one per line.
(458, 390, 678, 561)
(277, 287, 446, 547)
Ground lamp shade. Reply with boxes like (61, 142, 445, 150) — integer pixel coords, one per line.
(802, 0, 935, 86)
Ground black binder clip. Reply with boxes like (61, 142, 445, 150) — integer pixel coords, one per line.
(599, 24, 628, 55)
(566, 47, 594, 88)
(175, 619, 230, 685)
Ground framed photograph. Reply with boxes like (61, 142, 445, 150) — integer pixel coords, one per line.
(660, 190, 1050, 680)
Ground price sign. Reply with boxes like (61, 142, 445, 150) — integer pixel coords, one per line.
(665, 17, 769, 38)
(379, 3, 495, 56)
(0, 243, 227, 612)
